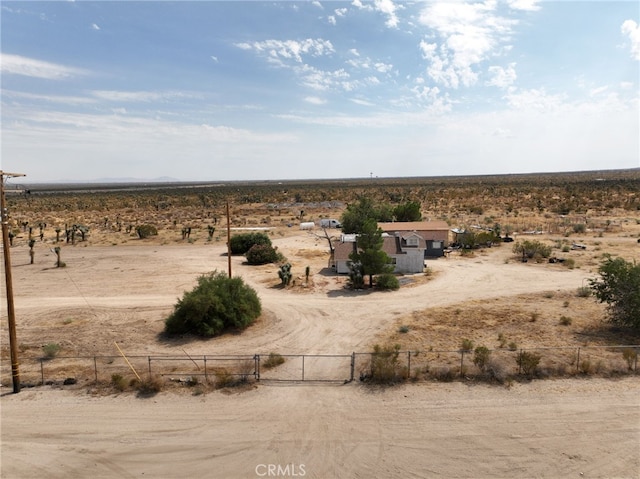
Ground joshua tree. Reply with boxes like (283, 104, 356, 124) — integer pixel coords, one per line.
(28, 239, 36, 264)
(54, 246, 63, 267)
(278, 263, 292, 286)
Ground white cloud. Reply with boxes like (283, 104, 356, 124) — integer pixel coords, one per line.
(621, 19, 640, 60)
(418, 1, 518, 89)
(304, 96, 326, 105)
(351, 0, 372, 12)
(486, 63, 517, 88)
(90, 90, 196, 103)
(589, 85, 608, 97)
(506, 88, 566, 112)
(328, 15, 336, 26)
(374, 0, 400, 28)
(0, 53, 88, 80)
(91, 23, 100, 30)
(351, 98, 375, 107)
(234, 38, 334, 63)
(506, 0, 540, 12)
(311, 1, 323, 9)
(297, 64, 351, 91)
(2, 90, 96, 105)
(334, 8, 347, 17)
(210, 55, 219, 63)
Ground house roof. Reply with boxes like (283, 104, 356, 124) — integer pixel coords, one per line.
(378, 221, 450, 232)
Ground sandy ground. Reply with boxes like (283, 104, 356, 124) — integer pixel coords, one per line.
(2, 231, 640, 478)
(2, 379, 638, 479)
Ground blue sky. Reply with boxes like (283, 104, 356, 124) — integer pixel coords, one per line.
(1, 0, 638, 182)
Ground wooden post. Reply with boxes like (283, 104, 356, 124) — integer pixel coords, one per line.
(226, 201, 232, 278)
(1, 171, 25, 393)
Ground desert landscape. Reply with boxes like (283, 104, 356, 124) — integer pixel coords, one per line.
(1, 171, 639, 478)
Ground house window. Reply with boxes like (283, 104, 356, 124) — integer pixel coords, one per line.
(432, 241, 442, 249)
(406, 237, 419, 247)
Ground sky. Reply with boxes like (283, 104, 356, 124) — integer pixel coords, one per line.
(1, 0, 639, 183)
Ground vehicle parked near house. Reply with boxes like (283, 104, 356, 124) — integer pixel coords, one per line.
(320, 219, 342, 229)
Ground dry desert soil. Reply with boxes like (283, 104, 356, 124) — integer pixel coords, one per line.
(1, 175, 640, 478)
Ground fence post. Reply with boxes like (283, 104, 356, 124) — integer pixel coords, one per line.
(254, 354, 260, 381)
(634, 348, 638, 373)
(517, 350, 522, 375)
(94, 356, 98, 383)
(148, 356, 152, 377)
(40, 359, 44, 385)
(407, 351, 411, 379)
(576, 347, 581, 373)
(204, 356, 208, 383)
(302, 355, 305, 381)
(460, 351, 465, 377)
(350, 352, 355, 382)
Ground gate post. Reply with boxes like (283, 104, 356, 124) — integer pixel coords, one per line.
(255, 354, 260, 381)
(350, 352, 355, 382)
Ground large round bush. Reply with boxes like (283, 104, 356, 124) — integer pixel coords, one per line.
(229, 232, 272, 255)
(164, 271, 261, 337)
(245, 243, 279, 265)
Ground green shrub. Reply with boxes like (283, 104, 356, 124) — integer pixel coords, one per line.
(513, 240, 552, 261)
(164, 271, 261, 337)
(262, 352, 285, 369)
(214, 368, 234, 388)
(576, 286, 591, 297)
(473, 346, 491, 372)
(367, 344, 402, 384)
(375, 273, 400, 290)
(136, 375, 163, 397)
(622, 348, 637, 371)
(229, 232, 271, 255)
(572, 223, 586, 234)
(432, 366, 455, 382)
(516, 351, 541, 377)
(111, 373, 127, 392)
(245, 243, 279, 265)
(42, 342, 61, 358)
(398, 325, 410, 334)
(559, 316, 572, 326)
(460, 338, 474, 352)
(136, 224, 158, 239)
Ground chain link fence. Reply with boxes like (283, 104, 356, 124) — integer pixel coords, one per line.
(2, 345, 638, 389)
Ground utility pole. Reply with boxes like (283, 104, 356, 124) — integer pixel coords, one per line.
(1, 171, 25, 394)
(226, 200, 232, 278)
